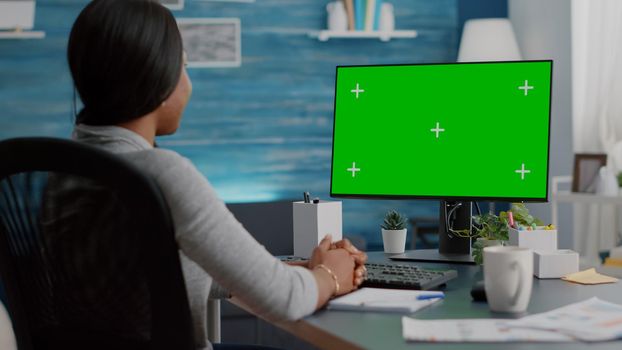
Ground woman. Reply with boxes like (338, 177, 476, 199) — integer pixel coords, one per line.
(66, 1, 367, 349)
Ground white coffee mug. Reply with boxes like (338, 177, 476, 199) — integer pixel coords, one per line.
(483, 246, 533, 313)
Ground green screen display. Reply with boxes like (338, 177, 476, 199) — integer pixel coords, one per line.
(331, 61, 552, 201)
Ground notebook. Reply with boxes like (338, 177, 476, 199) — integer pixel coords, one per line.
(327, 287, 444, 313)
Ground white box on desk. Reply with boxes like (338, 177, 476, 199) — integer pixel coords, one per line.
(508, 227, 557, 252)
(534, 250, 579, 278)
(293, 200, 342, 258)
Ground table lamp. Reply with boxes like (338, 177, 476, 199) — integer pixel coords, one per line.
(458, 18, 522, 62)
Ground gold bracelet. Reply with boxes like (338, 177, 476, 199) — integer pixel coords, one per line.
(315, 264, 340, 296)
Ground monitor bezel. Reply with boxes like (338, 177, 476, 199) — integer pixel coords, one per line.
(329, 60, 553, 203)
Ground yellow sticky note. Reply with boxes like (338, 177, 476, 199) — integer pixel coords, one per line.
(562, 268, 619, 285)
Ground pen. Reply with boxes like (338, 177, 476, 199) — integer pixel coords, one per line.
(417, 294, 445, 301)
(303, 192, 310, 203)
(508, 211, 515, 228)
(358, 293, 445, 306)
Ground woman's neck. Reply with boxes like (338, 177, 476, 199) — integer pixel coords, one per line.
(117, 113, 157, 146)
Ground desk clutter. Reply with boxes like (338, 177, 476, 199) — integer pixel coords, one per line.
(402, 297, 622, 343)
(504, 209, 581, 279)
(328, 287, 444, 313)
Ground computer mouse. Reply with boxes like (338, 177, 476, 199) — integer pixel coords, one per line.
(470, 280, 487, 302)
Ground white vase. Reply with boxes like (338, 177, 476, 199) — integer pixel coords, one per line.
(379, 3, 395, 32)
(326, 1, 348, 31)
(382, 228, 407, 254)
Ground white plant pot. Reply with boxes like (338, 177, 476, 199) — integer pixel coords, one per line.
(478, 238, 504, 248)
(382, 229, 407, 254)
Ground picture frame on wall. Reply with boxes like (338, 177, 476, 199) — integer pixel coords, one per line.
(572, 153, 607, 193)
(0, 0, 36, 30)
(159, 0, 184, 11)
(177, 18, 241, 68)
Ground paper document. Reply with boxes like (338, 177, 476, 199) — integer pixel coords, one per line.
(402, 318, 573, 343)
(328, 288, 443, 313)
(402, 297, 622, 343)
(512, 297, 622, 342)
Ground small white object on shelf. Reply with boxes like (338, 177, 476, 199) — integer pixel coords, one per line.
(326, 1, 348, 31)
(379, 3, 395, 32)
(308, 29, 417, 42)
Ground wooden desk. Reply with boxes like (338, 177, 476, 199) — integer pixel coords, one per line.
(272, 251, 622, 350)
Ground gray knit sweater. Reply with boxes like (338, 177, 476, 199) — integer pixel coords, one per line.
(73, 124, 318, 350)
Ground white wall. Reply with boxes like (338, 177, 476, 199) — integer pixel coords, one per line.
(509, 0, 574, 248)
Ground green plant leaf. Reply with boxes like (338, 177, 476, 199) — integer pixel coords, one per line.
(472, 239, 484, 265)
(381, 210, 407, 230)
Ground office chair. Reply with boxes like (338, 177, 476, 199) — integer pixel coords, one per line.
(0, 137, 195, 350)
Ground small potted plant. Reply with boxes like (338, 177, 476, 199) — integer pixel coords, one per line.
(381, 210, 408, 254)
(470, 213, 509, 265)
(470, 203, 544, 264)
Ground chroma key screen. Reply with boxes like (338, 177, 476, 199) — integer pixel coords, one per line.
(330, 61, 552, 201)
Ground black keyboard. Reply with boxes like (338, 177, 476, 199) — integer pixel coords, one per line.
(278, 256, 457, 291)
(363, 262, 457, 290)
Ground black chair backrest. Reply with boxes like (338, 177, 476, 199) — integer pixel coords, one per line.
(0, 137, 194, 350)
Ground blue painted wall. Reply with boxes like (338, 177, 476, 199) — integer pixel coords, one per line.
(0, 0, 506, 250)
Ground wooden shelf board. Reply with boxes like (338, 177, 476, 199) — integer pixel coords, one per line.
(0, 30, 45, 39)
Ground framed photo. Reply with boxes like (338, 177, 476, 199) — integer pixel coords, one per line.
(159, 0, 184, 11)
(572, 153, 607, 193)
(177, 18, 241, 68)
(0, 0, 35, 30)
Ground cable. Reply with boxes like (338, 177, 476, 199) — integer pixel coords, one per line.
(445, 202, 464, 237)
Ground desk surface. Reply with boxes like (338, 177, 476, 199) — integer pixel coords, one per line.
(275, 251, 622, 350)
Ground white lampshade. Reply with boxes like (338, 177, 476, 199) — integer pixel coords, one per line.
(458, 18, 522, 62)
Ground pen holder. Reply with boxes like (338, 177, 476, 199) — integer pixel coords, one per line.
(293, 200, 342, 258)
(508, 226, 557, 252)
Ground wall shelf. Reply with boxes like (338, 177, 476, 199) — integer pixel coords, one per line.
(308, 30, 417, 42)
(0, 30, 45, 39)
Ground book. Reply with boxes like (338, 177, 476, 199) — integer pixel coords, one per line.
(343, 0, 355, 31)
(354, 0, 365, 31)
(373, 0, 383, 30)
(365, 0, 375, 31)
(327, 287, 444, 313)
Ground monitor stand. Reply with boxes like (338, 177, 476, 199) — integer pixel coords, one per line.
(390, 201, 475, 264)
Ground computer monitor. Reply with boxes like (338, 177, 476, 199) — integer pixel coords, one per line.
(330, 60, 552, 263)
